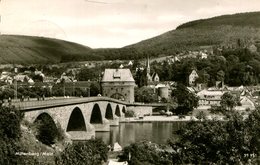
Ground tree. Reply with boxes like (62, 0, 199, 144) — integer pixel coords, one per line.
(168, 108, 260, 164)
(125, 110, 135, 118)
(0, 106, 37, 165)
(77, 67, 101, 81)
(134, 67, 149, 88)
(135, 86, 158, 103)
(172, 83, 199, 114)
(0, 106, 23, 140)
(134, 68, 142, 87)
(90, 82, 100, 96)
(216, 70, 225, 82)
(55, 139, 109, 165)
(119, 141, 172, 165)
(220, 92, 237, 110)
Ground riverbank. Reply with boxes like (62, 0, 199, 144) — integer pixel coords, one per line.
(120, 115, 225, 123)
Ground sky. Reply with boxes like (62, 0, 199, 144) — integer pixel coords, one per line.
(0, 0, 260, 48)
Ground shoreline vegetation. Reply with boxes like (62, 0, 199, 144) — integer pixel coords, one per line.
(1, 104, 259, 164)
(121, 114, 225, 123)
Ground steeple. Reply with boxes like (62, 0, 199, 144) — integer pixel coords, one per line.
(146, 55, 152, 84)
(146, 55, 150, 75)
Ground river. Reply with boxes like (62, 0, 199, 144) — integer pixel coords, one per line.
(95, 121, 186, 147)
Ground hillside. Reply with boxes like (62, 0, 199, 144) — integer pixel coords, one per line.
(125, 11, 260, 57)
(177, 12, 260, 29)
(0, 35, 95, 64)
(1, 11, 260, 64)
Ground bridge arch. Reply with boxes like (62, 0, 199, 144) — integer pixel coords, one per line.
(67, 107, 86, 131)
(34, 112, 55, 123)
(105, 103, 113, 120)
(34, 112, 58, 145)
(34, 112, 56, 126)
(90, 104, 103, 124)
(115, 105, 121, 117)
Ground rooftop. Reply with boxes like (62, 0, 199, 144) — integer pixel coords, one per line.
(101, 69, 135, 82)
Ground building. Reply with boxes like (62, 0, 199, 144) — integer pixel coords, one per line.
(146, 56, 160, 84)
(197, 86, 256, 111)
(151, 73, 160, 82)
(128, 61, 133, 66)
(101, 69, 135, 103)
(197, 89, 224, 106)
(189, 70, 199, 86)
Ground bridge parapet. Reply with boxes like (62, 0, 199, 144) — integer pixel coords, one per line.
(4, 97, 128, 111)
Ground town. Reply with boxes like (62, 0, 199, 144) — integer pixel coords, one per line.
(0, 44, 259, 113)
(1, 43, 260, 164)
(1, 1, 260, 164)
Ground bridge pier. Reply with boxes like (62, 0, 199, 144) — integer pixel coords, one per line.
(109, 116, 119, 126)
(92, 118, 110, 132)
(66, 123, 95, 140)
(116, 115, 125, 122)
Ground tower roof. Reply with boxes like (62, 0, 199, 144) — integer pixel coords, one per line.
(101, 69, 135, 82)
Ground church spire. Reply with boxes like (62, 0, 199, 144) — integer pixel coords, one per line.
(146, 55, 150, 75)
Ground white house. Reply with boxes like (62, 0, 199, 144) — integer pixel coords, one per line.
(236, 96, 255, 111)
(189, 70, 199, 86)
(197, 89, 224, 106)
(128, 61, 133, 66)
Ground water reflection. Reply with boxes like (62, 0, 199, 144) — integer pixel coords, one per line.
(95, 122, 186, 147)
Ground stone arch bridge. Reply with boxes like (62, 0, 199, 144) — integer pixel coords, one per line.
(8, 97, 127, 140)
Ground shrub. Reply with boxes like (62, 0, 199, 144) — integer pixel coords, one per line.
(0, 106, 23, 140)
(55, 139, 109, 165)
(0, 106, 40, 165)
(118, 141, 172, 165)
(125, 110, 135, 118)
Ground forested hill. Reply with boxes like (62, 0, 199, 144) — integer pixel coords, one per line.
(0, 35, 95, 64)
(176, 11, 260, 29)
(125, 11, 260, 57)
(1, 11, 260, 64)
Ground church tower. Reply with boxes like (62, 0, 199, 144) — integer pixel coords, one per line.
(146, 55, 152, 82)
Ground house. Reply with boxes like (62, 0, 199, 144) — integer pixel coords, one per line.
(200, 52, 208, 59)
(146, 56, 160, 84)
(197, 89, 224, 106)
(151, 73, 160, 82)
(56, 73, 74, 83)
(14, 74, 30, 83)
(128, 61, 133, 66)
(0, 72, 13, 84)
(236, 96, 255, 111)
(119, 64, 124, 68)
(43, 76, 56, 83)
(101, 69, 135, 103)
(189, 70, 199, 86)
(135, 67, 144, 72)
(35, 70, 45, 78)
(248, 44, 257, 53)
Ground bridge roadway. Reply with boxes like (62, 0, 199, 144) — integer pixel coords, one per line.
(4, 96, 166, 141)
(5, 96, 127, 111)
(4, 96, 166, 111)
